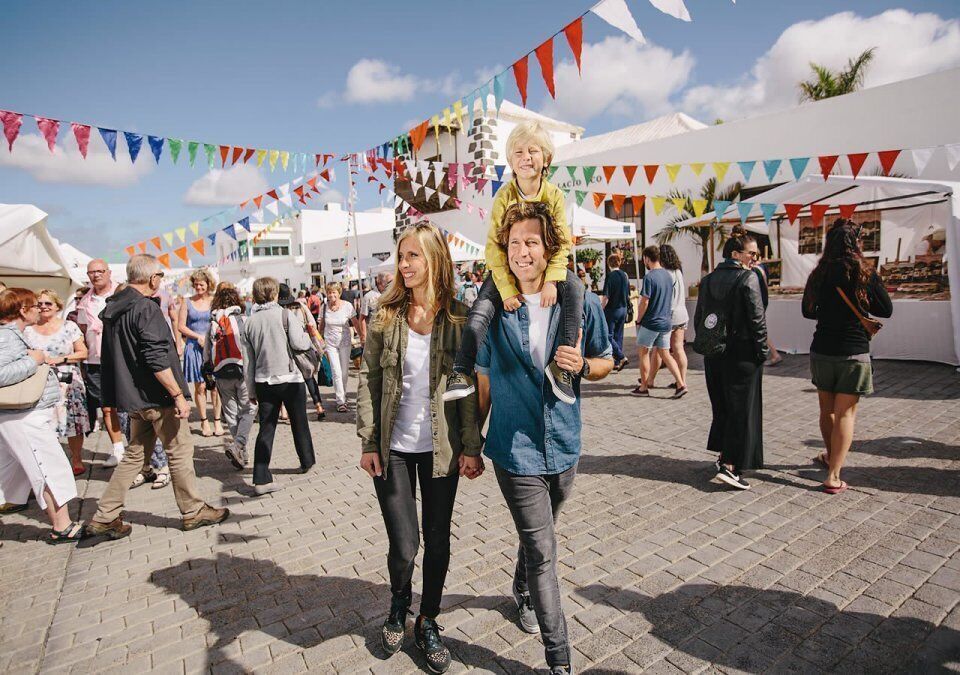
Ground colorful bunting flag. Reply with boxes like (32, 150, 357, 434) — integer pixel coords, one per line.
(651, 196, 667, 215)
(575, 190, 587, 207)
(535, 38, 556, 99)
(847, 152, 868, 178)
(175, 227, 186, 242)
(494, 72, 507, 112)
(762, 159, 781, 182)
(737, 201, 754, 224)
(912, 147, 935, 175)
(839, 203, 857, 220)
(0, 111, 23, 151)
(810, 203, 829, 227)
(187, 141, 199, 167)
(582, 166, 597, 184)
(203, 143, 216, 169)
(671, 197, 687, 213)
(150, 236, 162, 251)
(760, 203, 778, 225)
(148, 136, 164, 164)
(593, 192, 606, 208)
(783, 203, 802, 224)
(280, 151, 289, 170)
(124, 132, 143, 163)
(136, 242, 146, 254)
(737, 161, 756, 182)
(256, 149, 267, 167)
(231, 146, 243, 165)
(157, 253, 170, 268)
(691, 199, 707, 217)
(124, 245, 135, 257)
(789, 157, 810, 180)
(243, 148, 255, 164)
(163, 232, 174, 247)
(689, 162, 705, 176)
(191, 239, 205, 256)
(643, 164, 659, 184)
(602, 166, 617, 182)
(35, 117, 59, 152)
(591, 0, 645, 44)
(173, 246, 189, 264)
(563, 17, 583, 75)
(665, 164, 682, 182)
(631, 195, 645, 213)
(713, 199, 731, 220)
(818, 155, 839, 180)
(623, 165, 638, 185)
(71, 123, 91, 159)
(878, 149, 901, 175)
(168, 138, 182, 164)
(219, 145, 229, 167)
(611, 194, 626, 214)
(512, 55, 529, 107)
(188, 221, 199, 237)
(713, 162, 730, 183)
(269, 149, 279, 171)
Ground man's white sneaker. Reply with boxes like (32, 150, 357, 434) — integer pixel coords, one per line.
(103, 451, 123, 468)
(253, 482, 283, 496)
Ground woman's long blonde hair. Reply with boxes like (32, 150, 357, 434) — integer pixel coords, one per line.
(374, 223, 460, 330)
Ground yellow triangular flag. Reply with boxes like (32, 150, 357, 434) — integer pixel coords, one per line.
(442, 107, 451, 128)
(431, 114, 440, 141)
(256, 149, 267, 167)
(689, 163, 705, 176)
(652, 196, 667, 215)
(280, 151, 289, 170)
(175, 227, 187, 243)
(671, 197, 688, 213)
(665, 164, 682, 183)
(188, 221, 199, 237)
(692, 199, 708, 217)
(453, 100, 464, 127)
(269, 150, 279, 171)
(713, 162, 730, 183)
(163, 232, 174, 247)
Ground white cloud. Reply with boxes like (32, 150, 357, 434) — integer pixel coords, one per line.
(317, 189, 344, 205)
(344, 59, 421, 104)
(540, 36, 695, 124)
(682, 9, 960, 121)
(0, 132, 154, 186)
(182, 164, 270, 206)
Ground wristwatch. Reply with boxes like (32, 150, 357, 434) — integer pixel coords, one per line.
(579, 358, 591, 379)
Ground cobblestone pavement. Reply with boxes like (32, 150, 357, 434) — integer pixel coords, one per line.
(2, 344, 960, 674)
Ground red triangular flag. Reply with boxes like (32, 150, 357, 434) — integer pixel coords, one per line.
(810, 203, 830, 227)
(563, 17, 583, 75)
(266, 189, 279, 200)
(157, 253, 170, 269)
(847, 152, 868, 179)
(124, 245, 135, 257)
(409, 120, 429, 151)
(307, 177, 319, 190)
(839, 203, 857, 220)
(783, 203, 802, 224)
(623, 165, 638, 185)
(534, 38, 555, 99)
(150, 237, 162, 251)
(644, 164, 659, 184)
(136, 242, 147, 254)
(243, 148, 255, 163)
(631, 195, 646, 213)
(219, 145, 229, 167)
(173, 246, 189, 264)
(319, 168, 331, 182)
(240, 200, 249, 209)
(231, 147, 243, 165)
(315, 154, 322, 166)
(818, 155, 839, 180)
(253, 195, 263, 208)
(878, 149, 901, 176)
(294, 186, 306, 204)
(602, 166, 617, 182)
(592, 192, 606, 208)
(71, 123, 91, 159)
(512, 55, 529, 107)
(323, 153, 334, 166)
(190, 240, 205, 256)
(35, 116, 60, 153)
(611, 194, 626, 215)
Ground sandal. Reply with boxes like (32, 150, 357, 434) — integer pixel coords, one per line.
(337, 404, 349, 413)
(213, 417, 224, 436)
(630, 386, 649, 397)
(130, 470, 157, 489)
(814, 452, 829, 467)
(671, 385, 688, 399)
(48, 521, 85, 545)
(822, 480, 848, 495)
(72, 464, 86, 477)
(152, 471, 171, 490)
(200, 418, 213, 437)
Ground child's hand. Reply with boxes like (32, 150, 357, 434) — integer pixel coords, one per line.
(503, 295, 523, 312)
(540, 282, 558, 307)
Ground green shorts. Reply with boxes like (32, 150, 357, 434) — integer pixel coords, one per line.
(810, 353, 873, 396)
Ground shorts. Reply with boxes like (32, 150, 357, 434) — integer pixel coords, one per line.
(636, 325, 671, 349)
(810, 353, 873, 396)
(672, 323, 688, 331)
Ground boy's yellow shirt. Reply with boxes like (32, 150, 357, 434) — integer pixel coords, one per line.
(485, 177, 570, 300)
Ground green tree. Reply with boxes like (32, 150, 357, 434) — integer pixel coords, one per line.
(798, 48, 876, 102)
(655, 177, 742, 275)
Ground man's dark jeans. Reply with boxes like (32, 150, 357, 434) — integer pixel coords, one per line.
(494, 461, 577, 669)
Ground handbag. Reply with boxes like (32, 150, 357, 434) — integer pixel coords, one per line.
(317, 352, 334, 387)
(281, 309, 320, 379)
(836, 287, 883, 338)
(0, 363, 51, 410)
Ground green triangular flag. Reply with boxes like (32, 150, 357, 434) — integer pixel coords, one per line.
(567, 166, 578, 180)
(203, 143, 216, 169)
(547, 166, 558, 181)
(582, 166, 597, 185)
(168, 138, 182, 164)
(187, 141, 199, 167)
(575, 190, 587, 207)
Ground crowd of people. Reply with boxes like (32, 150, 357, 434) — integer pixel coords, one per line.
(0, 121, 895, 675)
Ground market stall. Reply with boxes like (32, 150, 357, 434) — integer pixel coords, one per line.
(568, 204, 640, 281)
(0, 204, 80, 298)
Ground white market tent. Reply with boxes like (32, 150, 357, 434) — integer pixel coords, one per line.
(674, 175, 959, 365)
(0, 204, 79, 298)
(568, 204, 640, 279)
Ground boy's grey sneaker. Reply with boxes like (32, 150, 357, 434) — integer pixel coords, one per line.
(512, 585, 540, 634)
(442, 372, 475, 402)
(546, 361, 577, 405)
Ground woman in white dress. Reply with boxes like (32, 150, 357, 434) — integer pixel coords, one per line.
(318, 281, 360, 412)
(0, 288, 82, 543)
(24, 289, 90, 476)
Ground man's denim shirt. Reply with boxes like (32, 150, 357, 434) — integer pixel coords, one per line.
(476, 290, 612, 476)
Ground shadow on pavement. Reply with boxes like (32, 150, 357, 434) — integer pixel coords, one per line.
(576, 582, 960, 672)
(151, 553, 532, 673)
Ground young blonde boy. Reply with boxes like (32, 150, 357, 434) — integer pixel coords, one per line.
(445, 121, 584, 405)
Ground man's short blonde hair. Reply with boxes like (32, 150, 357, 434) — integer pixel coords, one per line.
(505, 121, 555, 175)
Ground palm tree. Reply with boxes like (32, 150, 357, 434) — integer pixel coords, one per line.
(655, 177, 742, 275)
(798, 48, 876, 102)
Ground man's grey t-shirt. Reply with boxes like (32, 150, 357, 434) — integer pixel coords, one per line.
(640, 268, 673, 332)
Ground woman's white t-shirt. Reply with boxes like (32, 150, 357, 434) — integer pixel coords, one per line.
(322, 302, 356, 348)
(389, 328, 433, 453)
(668, 269, 689, 326)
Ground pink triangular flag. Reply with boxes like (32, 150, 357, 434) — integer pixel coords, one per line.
(35, 116, 60, 152)
(71, 123, 91, 159)
(0, 111, 23, 151)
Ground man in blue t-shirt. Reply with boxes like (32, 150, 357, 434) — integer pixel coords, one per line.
(633, 245, 687, 398)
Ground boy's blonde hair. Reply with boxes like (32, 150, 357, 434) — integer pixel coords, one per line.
(505, 121, 555, 176)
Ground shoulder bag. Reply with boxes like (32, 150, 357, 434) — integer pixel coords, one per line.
(281, 309, 320, 380)
(836, 287, 883, 338)
(693, 270, 750, 357)
(0, 330, 52, 410)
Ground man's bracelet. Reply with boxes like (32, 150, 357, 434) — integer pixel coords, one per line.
(170, 391, 184, 399)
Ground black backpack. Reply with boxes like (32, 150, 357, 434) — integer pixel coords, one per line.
(693, 269, 750, 357)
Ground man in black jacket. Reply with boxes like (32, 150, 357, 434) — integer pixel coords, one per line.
(86, 254, 229, 540)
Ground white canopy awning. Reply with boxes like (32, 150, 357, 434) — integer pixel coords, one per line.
(0, 204, 80, 298)
(567, 204, 636, 242)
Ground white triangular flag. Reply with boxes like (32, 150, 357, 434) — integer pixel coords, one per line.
(424, 186, 436, 200)
(405, 160, 417, 177)
(648, 0, 691, 21)
(280, 194, 293, 208)
(265, 201, 279, 217)
(432, 161, 444, 175)
(591, 0, 645, 44)
(438, 192, 450, 207)
(253, 209, 264, 222)
(912, 147, 935, 176)
(945, 143, 960, 171)
(278, 183, 290, 196)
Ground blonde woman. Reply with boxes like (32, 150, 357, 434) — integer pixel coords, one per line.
(177, 268, 222, 436)
(24, 289, 90, 476)
(357, 223, 482, 672)
(318, 281, 360, 412)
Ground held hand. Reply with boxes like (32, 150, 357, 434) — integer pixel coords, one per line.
(503, 295, 523, 312)
(27, 349, 46, 365)
(173, 396, 191, 419)
(554, 329, 584, 374)
(540, 282, 558, 307)
(196, 335, 206, 348)
(459, 454, 485, 479)
(360, 452, 383, 478)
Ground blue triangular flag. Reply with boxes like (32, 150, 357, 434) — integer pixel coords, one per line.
(207, 233, 217, 245)
(737, 201, 755, 224)
(491, 180, 503, 195)
(466, 89, 479, 121)
(763, 159, 782, 182)
(479, 83, 491, 113)
(713, 200, 731, 220)
(381, 142, 390, 159)
(493, 73, 506, 112)
(223, 224, 237, 240)
(238, 217, 250, 232)
(789, 157, 810, 180)
(98, 128, 117, 160)
(760, 203, 778, 225)
(147, 136, 164, 164)
(737, 161, 756, 182)
(495, 165, 506, 181)
(124, 132, 143, 163)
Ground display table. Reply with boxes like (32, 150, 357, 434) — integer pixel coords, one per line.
(685, 297, 957, 366)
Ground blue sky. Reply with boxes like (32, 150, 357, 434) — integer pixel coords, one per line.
(2, 0, 958, 262)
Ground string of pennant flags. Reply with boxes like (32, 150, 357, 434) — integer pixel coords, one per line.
(0, 108, 335, 175)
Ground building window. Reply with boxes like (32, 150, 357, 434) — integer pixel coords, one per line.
(252, 238, 290, 257)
